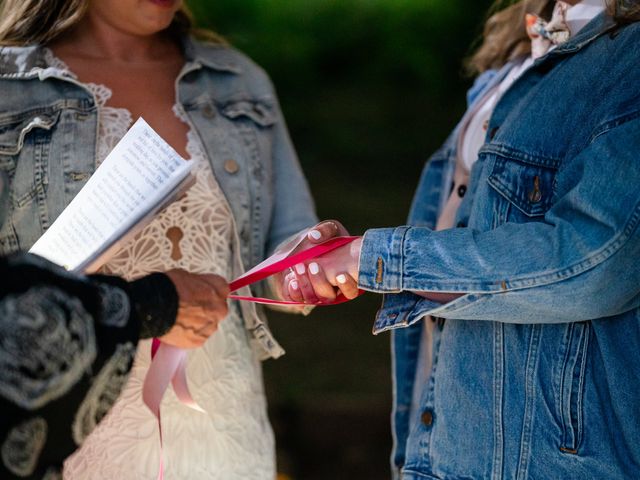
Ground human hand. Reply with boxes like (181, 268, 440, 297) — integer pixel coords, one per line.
(159, 269, 230, 348)
(283, 220, 362, 303)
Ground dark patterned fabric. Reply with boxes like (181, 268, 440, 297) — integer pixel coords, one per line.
(0, 253, 178, 479)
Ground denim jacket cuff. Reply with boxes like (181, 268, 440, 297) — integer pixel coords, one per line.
(358, 227, 409, 293)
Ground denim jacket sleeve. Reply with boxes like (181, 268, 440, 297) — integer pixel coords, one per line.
(359, 114, 640, 325)
(264, 82, 318, 257)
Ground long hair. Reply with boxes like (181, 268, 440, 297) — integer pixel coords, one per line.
(609, 0, 640, 22)
(0, 0, 224, 47)
(467, 0, 640, 75)
(465, 0, 554, 75)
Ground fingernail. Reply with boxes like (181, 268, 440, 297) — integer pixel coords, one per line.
(308, 229, 322, 240)
(291, 280, 299, 290)
(295, 263, 306, 275)
(336, 274, 347, 284)
(309, 262, 319, 275)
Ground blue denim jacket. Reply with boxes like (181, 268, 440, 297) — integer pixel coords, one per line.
(0, 38, 317, 359)
(359, 14, 640, 480)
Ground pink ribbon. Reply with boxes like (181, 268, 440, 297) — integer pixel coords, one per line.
(142, 235, 362, 477)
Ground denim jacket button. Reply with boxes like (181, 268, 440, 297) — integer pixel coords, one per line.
(224, 159, 240, 174)
(202, 104, 216, 119)
(421, 410, 434, 427)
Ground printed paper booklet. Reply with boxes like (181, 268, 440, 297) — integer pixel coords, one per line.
(30, 118, 194, 273)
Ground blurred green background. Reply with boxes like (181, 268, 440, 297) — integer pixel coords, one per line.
(188, 1, 493, 478)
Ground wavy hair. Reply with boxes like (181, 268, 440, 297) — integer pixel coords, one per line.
(467, 0, 640, 75)
(0, 0, 224, 46)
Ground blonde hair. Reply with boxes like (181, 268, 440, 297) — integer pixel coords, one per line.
(0, 0, 225, 46)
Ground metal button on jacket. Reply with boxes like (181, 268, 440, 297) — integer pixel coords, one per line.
(224, 159, 239, 174)
(528, 175, 543, 203)
(421, 410, 434, 427)
(202, 104, 216, 119)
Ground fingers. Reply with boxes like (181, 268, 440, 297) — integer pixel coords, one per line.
(202, 274, 231, 299)
(285, 270, 304, 302)
(335, 273, 359, 300)
(307, 262, 337, 302)
(306, 219, 349, 244)
(161, 270, 230, 348)
(292, 263, 319, 304)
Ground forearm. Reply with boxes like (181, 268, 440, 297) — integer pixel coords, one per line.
(360, 212, 640, 323)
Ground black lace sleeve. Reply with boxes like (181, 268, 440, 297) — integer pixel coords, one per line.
(0, 253, 177, 479)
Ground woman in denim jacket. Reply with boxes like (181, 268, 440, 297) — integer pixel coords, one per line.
(0, 0, 316, 478)
(293, 1, 640, 479)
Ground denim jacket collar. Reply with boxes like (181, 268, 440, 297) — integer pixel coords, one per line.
(0, 36, 244, 79)
(0, 45, 47, 77)
(537, 11, 617, 61)
(181, 36, 243, 74)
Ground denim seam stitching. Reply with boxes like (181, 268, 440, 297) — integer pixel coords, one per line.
(401, 199, 640, 293)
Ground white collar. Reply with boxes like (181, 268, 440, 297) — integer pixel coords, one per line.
(565, 0, 607, 36)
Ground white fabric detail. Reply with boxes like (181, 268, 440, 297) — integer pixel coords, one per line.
(1, 417, 48, 477)
(49, 54, 276, 479)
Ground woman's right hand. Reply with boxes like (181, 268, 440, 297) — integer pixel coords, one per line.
(160, 269, 230, 349)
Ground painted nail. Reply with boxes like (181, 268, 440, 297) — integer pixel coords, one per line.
(308, 229, 322, 240)
(291, 280, 299, 290)
(295, 263, 306, 275)
(309, 262, 320, 275)
(336, 274, 347, 284)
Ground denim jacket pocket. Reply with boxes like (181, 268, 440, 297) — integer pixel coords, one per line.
(487, 156, 557, 221)
(0, 108, 61, 208)
(556, 321, 590, 455)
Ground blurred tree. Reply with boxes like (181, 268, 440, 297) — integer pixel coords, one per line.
(186, 1, 493, 478)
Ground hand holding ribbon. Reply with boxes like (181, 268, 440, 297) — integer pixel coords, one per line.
(229, 220, 363, 306)
(282, 220, 362, 304)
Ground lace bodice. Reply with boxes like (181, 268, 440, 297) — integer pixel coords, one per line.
(47, 51, 276, 479)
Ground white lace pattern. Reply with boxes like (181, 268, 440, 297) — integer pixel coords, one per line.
(50, 52, 276, 479)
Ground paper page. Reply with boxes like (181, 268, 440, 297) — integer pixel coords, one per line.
(30, 118, 192, 272)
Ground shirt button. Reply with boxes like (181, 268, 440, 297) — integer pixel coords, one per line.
(457, 184, 467, 198)
(224, 159, 239, 174)
(421, 409, 434, 427)
(202, 104, 216, 119)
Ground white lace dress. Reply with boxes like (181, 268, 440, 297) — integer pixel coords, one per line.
(50, 54, 276, 480)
